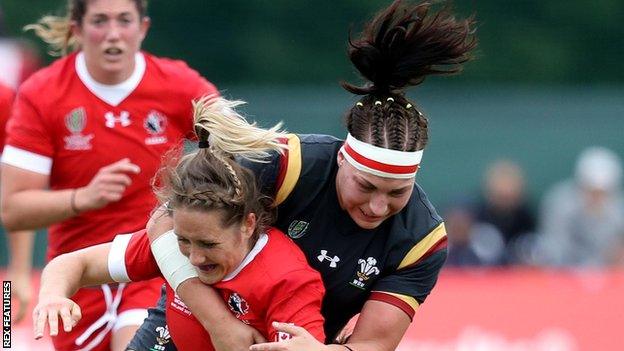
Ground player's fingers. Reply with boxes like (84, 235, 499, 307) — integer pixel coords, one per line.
(59, 307, 73, 332)
(101, 159, 141, 175)
(33, 308, 46, 339)
(70, 303, 82, 327)
(249, 342, 286, 351)
(97, 173, 133, 187)
(47, 309, 59, 336)
(101, 184, 127, 195)
(271, 322, 305, 336)
(103, 191, 124, 203)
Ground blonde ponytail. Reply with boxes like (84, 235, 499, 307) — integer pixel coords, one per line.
(24, 15, 78, 56)
(192, 95, 288, 162)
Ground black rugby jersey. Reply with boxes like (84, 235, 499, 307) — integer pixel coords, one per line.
(242, 134, 448, 341)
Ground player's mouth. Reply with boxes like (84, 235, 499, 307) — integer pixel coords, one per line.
(197, 264, 218, 272)
(359, 208, 383, 222)
(103, 47, 124, 60)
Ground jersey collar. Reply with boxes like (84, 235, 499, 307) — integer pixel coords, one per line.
(221, 233, 269, 282)
(75, 51, 146, 107)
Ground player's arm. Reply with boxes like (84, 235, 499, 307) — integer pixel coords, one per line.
(33, 242, 113, 339)
(1, 157, 140, 231)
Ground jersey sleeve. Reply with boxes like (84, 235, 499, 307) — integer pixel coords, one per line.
(108, 229, 161, 282)
(2, 89, 54, 174)
(265, 269, 325, 343)
(369, 222, 448, 320)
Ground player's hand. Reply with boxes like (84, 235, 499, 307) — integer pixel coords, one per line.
(7, 269, 32, 323)
(334, 314, 358, 344)
(75, 158, 141, 211)
(146, 204, 173, 243)
(32, 296, 82, 339)
(249, 322, 328, 351)
(209, 317, 266, 351)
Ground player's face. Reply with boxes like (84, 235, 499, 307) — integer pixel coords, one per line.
(72, 0, 150, 84)
(173, 208, 256, 285)
(335, 153, 415, 229)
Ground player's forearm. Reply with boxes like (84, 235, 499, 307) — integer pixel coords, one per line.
(1, 188, 77, 230)
(7, 230, 35, 274)
(177, 278, 238, 336)
(39, 254, 89, 299)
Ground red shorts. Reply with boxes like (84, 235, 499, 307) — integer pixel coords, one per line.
(51, 279, 163, 351)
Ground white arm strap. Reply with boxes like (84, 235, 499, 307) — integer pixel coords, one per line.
(150, 230, 198, 292)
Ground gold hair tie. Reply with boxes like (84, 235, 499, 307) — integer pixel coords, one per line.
(387, 97, 394, 102)
(375, 101, 382, 106)
(356, 102, 364, 107)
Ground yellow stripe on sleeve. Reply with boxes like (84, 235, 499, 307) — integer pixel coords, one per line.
(398, 223, 447, 270)
(274, 134, 302, 206)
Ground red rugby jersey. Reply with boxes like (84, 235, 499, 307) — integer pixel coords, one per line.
(108, 228, 325, 350)
(3, 51, 217, 260)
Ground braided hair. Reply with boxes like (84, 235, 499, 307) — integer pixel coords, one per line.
(154, 96, 287, 240)
(342, 0, 477, 152)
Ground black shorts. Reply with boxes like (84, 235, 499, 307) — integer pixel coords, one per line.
(126, 284, 178, 351)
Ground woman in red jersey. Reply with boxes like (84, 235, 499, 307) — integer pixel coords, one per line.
(31, 96, 325, 351)
(0, 1, 217, 350)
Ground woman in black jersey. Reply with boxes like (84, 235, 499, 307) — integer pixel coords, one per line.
(133, 1, 477, 350)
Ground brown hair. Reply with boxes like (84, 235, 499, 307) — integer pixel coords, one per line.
(342, 0, 477, 152)
(154, 96, 287, 240)
(25, 0, 148, 56)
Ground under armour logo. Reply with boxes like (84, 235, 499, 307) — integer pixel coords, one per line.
(104, 111, 131, 128)
(317, 250, 340, 268)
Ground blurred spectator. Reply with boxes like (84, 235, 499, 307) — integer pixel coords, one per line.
(0, 6, 41, 89)
(446, 202, 506, 267)
(475, 159, 536, 264)
(537, 146, 624, 267)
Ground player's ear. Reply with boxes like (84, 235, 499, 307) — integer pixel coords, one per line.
(240, 212, 257, 239)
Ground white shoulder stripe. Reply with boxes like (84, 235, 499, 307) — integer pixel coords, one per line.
(108, 234, 133, 282)
(1, 145, 52, 175)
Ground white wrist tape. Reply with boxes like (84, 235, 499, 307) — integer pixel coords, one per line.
(150, 230, 198, 292)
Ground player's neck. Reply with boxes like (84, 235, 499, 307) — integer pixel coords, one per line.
(84, 57, 136, 86)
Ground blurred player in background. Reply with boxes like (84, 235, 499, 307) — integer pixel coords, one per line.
(138, 1, 478, 351)
(0, 3, 42, 325)
(0, 0, 217, 350)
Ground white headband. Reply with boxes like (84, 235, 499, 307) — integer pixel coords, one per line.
(339, 134, 423, 179)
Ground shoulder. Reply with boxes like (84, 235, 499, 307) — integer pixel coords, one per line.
(144, 53, 203, 81)
(395, 183, 443, 238)
(18, 54, 75, 99)
(383, 183, 446, 265)
(17, 53, 77, 105)
(295, 134, 343, 181)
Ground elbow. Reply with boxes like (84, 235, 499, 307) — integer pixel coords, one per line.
(1, 203, 29, 231)
(1, 207, 19, 231)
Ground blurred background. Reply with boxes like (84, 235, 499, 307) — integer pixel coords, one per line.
(1, 1, 623, 350)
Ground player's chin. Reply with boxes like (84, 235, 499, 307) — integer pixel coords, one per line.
(352, 215, 384, 229)
(197, 267, 224, 284)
